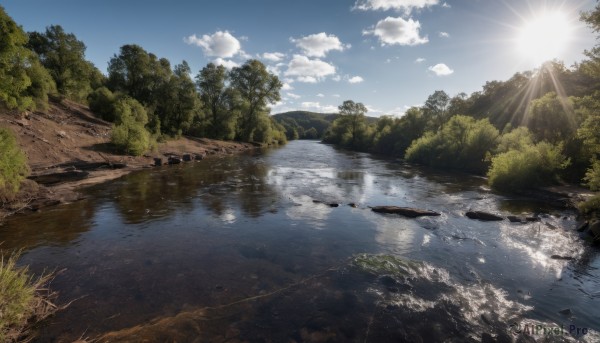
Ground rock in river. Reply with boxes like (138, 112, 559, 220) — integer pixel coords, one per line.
(465, 211, 504, 221)
(371, 206, 441, 218)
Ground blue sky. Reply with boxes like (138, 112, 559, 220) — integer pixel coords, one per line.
(3, 0, 597, 116)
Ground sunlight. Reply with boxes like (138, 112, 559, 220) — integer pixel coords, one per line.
(516, 11, 574, 65)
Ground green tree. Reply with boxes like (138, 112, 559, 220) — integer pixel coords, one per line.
(88, 86, 117, 121)
(328, 100, 371, 149)
(229, 60, 282, 141)
(405, 115, 500, 173)
(27, 25, 102, 102)
(525, 92, 576, 143)
(0, 127, 29, 200)
(196, 63, 236, 139)
(0, 6, 35, 111)
(423, 90, 450, 129)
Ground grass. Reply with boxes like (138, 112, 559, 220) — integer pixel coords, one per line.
(0, 250, 57, 342)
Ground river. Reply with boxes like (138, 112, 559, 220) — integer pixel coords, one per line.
(1, 140, 599, 342)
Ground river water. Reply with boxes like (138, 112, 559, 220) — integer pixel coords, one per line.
(1, 140, 599, 342)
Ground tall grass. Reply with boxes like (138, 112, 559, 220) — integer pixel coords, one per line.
(0, 250, 57, 342)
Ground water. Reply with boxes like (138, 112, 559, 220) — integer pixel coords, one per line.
(1, 140, 599, 342)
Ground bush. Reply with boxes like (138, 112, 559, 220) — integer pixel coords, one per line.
(0, 251, 57, 342)
(111, 122, 151, 156)
(578, 194, 600, 217)
(405, 115, 499, 173)
(88, 87, 116, 121)
(487, 142, 569, 191)
(584, 160, 600, 191)
(0, 128, 29, 201)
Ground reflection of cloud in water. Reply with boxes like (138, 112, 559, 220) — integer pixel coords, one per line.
(363, 214, 418, 250)
(219, 208, 236, 224)
(285, 195, 332, 229)
(499, 220, 584, 279)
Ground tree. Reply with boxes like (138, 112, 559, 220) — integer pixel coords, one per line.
(196, 63, 236, 139)
(27, 25, 102, 102)
(423, 90, 450, 129)
(230, 60, 282, 141)
(338, 100, 369, 149)
(0, 127, 29, 200)
(405, 115, 500, 173)
(110, 97, 152, 156)
(0, 6, 35, 111)
(525, 92, 576, 143)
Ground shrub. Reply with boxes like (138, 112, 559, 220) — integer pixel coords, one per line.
(111, 121, 151, 156)
(584, 160, 600, 191)
(0, 128, 29, 201)
(0, 251, 57, 342)
(88, 87, 116, 121)
(487, 142, 569, 191)
(578, 194, 600, 217)
(405, 115, 499, 173)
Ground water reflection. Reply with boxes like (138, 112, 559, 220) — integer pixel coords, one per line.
(0, 199, 95, 250)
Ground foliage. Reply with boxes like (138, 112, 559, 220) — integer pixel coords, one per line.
(495, 126, 534, 154)
(0, 128, 29, 201)
(27, 25, 103, 102)
(196, 63, 235, 140)
(405, 115, 500, 173)
(487, 141, 569, 191)
(272, 111, 333, 139)
(88, 86, 117, 121)
(230, 60, 282, 141)
(110, 97, 152, 155)
(323, 100, 372, 150)
(525, 92, 576, 143)
(0, 6, 35, 111)
(24, 58, 56, 111)
(0, 250, 57, 342)
(584, 159, 600, 191)
(577, 194, 600, 217)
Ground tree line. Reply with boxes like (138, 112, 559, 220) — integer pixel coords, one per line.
(323, 3, 600, 213)
(0, 5, 289, 198)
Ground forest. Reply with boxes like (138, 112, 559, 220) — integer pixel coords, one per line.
(322, 4, 600, 214)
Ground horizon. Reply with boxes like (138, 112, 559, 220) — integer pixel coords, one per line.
(3, 0, 597, 116)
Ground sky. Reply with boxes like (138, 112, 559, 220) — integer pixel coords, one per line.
(3, 0, 597, 116)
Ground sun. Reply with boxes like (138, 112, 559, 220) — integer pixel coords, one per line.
(516, 11, 573, 65)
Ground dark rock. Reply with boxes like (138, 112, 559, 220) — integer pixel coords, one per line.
(589, 220, 600, 241)
(481, 333, 495, 343)
(328, 203, 339, 207)
(153, 158, 163, 166)
(465, 211, 504, 221)
(525, 216, 540, 222)
(195, 154, 205, 161)
(372, 206, 441, 218)
(182, 154, 192, 162)
(516, 334, 537, 343)
(168, 156, 182, 165)
(507, 215, 526, 223)
(558, 308, 573, 316)
(544, 222, 558, 230)
(550, 255, 574, 260)
(348, 203, 357, 208)
(576, 221, 589, 232)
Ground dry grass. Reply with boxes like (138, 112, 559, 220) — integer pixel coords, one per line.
(0, 250, 58, 342)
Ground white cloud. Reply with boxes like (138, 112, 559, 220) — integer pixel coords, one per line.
(364, 17, 428, 46)
(354, 0, 439, 14)
(262, 52, 286, 62)
(348, 76, 364, 84)
(317, 93, 325, 97)
(301, 102, 338, 113)
(286, 92, 301, 99)
(281, 83, 294, 91)
(213, 58, 239, 69)
(439, 31, 450, 38)
(428, 63, 454, 76)
(291, 33, 350, 57)
(332, 75, 342, 82)
(332, 94, 341, 98)
(184, 31, 242, 58)
(266, 62, 286, 76)
(415, 57, 426, 63)
(284, 55, 336, 82)
(442, 2, 451, 8)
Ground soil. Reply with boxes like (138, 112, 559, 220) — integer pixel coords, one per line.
(0, 99, 259, 220)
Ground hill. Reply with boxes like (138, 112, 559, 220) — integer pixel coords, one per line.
(272, 111, 379, 140)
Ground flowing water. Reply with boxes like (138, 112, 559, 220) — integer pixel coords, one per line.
(1, 140, 599, 342)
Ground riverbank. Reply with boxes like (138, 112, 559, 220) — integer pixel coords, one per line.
(0, 100, 259, 221)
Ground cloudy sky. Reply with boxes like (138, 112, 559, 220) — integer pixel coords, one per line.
(4, 0, 596, 116)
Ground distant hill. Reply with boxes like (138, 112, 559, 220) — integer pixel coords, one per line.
(272, 111, 336, 139)
(272, 111, 379, 140)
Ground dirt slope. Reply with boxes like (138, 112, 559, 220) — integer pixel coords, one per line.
(0, 100, 257, 218)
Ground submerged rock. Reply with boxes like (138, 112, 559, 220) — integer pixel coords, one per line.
(371, 206, 441, 218)
(465, 211, 504, 221)
(550, 255, 574, 260)
(507, 215, 526, 223)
